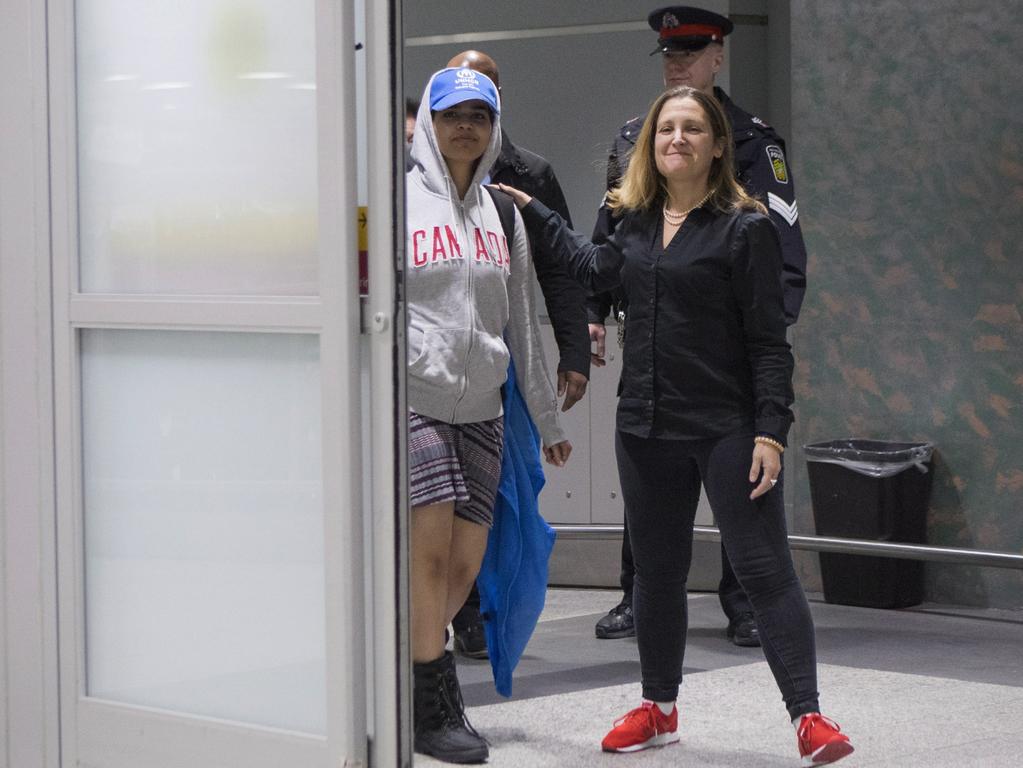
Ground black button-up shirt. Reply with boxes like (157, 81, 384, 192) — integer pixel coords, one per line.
(521, 199, 794, 443)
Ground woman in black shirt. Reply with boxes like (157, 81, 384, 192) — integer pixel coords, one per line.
(494, 86, 853, 766)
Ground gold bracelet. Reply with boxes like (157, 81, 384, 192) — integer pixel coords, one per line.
(754, 435, 785, 453)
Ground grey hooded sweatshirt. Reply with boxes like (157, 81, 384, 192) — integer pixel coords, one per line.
(405, 72, 565, 447)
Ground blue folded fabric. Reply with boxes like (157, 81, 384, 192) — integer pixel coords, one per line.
(476, 358, 556, 697)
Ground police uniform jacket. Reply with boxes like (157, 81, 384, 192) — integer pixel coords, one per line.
(490, 130, 590, 379)
(522, 197, 794, 444)
(589, 87, 807, 326)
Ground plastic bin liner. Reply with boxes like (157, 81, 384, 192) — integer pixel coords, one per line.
(803, 439, 934, 478)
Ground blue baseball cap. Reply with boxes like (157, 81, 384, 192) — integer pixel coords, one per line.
(429, 67, 500, 115)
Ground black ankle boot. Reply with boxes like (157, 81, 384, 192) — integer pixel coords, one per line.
(413, 651, 488, 764)
(438, 650, 482, 735)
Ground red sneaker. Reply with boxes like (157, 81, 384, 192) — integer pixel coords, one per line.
(601, 702, 679, 753)
(796, 713, 854, 766)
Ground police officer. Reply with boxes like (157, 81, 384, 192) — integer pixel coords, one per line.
(591, 5, 808, 647)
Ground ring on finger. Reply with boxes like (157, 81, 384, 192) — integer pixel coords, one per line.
(769, 478, 778, 486)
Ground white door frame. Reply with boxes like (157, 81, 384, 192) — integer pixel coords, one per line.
(0, 0, 61, 765)
(364, 0, 410, 764)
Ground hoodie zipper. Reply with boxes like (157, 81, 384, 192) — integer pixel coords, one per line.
(450, 193, 475, 422)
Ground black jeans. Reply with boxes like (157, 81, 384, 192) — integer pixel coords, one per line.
(616, 429, 820, 718)
(620, 509, 752, 621)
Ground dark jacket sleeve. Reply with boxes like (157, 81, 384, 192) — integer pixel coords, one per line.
(605, 130, 633, 191)
(524, 165, 591, 377)
(586, 129, 634, 325)
(738, 136, 807, 325)
(729, 215, 795, 443)
(585, 201, 620, 324)
(521, 199, 625, 295)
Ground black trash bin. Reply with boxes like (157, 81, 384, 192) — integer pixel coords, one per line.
(803, 439, 934, 609)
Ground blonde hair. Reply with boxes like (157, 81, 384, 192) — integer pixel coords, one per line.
(608, 86, 766, 216)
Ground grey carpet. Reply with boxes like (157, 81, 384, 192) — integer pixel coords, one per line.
(416, 589, 1023, 767)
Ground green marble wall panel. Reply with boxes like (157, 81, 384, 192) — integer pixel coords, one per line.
(789, 0, 1023, 607)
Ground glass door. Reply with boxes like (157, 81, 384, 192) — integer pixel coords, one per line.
(48, 1, 394, 765)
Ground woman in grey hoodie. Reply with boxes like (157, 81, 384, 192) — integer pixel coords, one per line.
(405, 67, 571, 763)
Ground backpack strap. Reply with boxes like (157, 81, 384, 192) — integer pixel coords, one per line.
(485, 185, 517, 245)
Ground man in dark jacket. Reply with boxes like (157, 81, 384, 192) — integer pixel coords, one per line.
(590, 5, 808, 647)
(444, 49, 590, 658)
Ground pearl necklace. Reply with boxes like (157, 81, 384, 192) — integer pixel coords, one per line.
(662, 190, 712, 224)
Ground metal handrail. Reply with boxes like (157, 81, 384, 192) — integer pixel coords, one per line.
(550, 524, 1023, 571)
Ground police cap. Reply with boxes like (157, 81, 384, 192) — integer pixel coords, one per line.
(647, 6, 733, 55)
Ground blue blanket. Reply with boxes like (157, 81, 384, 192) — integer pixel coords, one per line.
(476, 359, 556, 697)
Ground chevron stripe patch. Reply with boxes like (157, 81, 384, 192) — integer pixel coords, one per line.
(768, 192, 798, 226)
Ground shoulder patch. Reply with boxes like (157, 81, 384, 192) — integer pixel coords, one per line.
(622, 116, 642, 141)
(766, 145, 788, 184)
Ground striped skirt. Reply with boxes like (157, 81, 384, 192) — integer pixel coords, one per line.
(408, 410, 505, 527)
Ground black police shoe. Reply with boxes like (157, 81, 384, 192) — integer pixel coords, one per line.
(726, 612, 761, 647)
(453, 615, 488, 659)
(595, 599, 635, 639)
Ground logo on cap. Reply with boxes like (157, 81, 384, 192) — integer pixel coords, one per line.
(662, 12, 679, 29)
(455, 69, 479, 89)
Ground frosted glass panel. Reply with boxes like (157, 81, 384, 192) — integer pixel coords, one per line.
(76, 1, 318, 294)
(81, 330, 325, 734)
